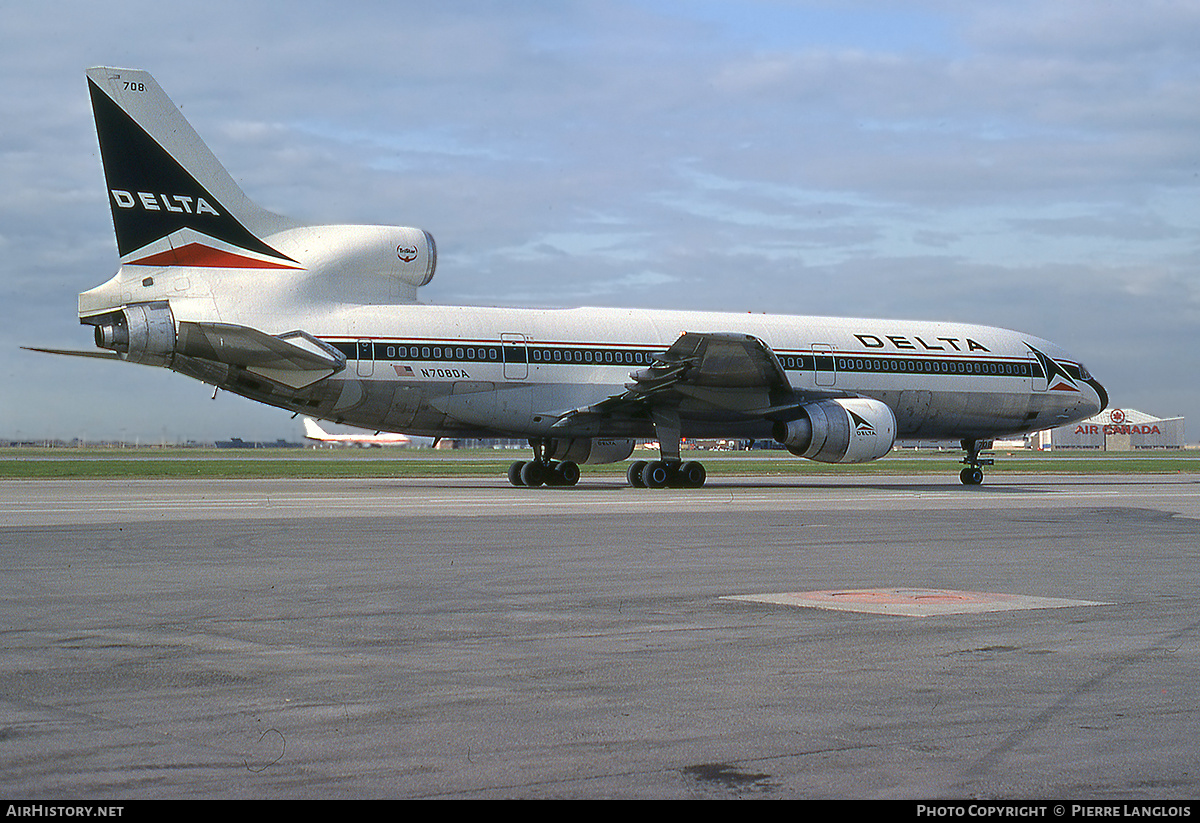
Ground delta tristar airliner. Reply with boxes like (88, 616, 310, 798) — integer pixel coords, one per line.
(28, 67, 1108, 487)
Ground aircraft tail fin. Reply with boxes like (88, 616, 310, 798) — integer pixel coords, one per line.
(86, 67, 303, 269)
(303, 418, 329, 440)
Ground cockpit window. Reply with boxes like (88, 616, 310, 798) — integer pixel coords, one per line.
(1078, 363, 1092, 380)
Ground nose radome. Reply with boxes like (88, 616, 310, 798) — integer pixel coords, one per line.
(1089, 378, 1109, 415)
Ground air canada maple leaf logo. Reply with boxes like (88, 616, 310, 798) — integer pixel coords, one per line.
(1026, 344, 1080, 393)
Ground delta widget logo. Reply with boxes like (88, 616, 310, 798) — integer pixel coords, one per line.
(1026, 344, 1080, 393)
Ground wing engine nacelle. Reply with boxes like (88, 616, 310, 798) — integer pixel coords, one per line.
(773, 398, 896, 464)
(548, 437, 636, 465)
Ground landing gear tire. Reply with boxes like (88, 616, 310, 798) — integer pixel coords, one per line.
(519, 460, 546, 488)
(552, 460, 580, 487)
(960, 467, 984, 486)
(508, 461, 527, 487)
(641, 461, 672, 489)
(677, 461, 706, 488)
(627, 461, 648, 488)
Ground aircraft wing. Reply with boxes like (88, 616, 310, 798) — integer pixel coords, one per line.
(550, 332, 805, 433)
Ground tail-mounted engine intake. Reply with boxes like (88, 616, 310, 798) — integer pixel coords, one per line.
(548, 438, 636, 465)
(298, 225, 437, 289)
(89, 301, 176, 367)
(773, 397, 896, 463)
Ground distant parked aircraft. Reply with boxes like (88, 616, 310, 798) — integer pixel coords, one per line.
(303, 418, 412, 447)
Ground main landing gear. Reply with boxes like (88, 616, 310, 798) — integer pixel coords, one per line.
(959, 439, 994, 485)
(505, 409, 712, 490)
(626, 459, 707, 489)
(626, 408, 707, 489)
(507, 438, 580, 487)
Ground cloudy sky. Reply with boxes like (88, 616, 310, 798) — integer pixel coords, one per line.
(3, 0, 1198, 442)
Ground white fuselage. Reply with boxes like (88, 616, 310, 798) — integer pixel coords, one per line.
(80, 256, 1106, 445)
(209, 298, 1102, 441)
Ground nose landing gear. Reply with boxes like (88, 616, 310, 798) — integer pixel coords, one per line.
(960, 439, 994, 485)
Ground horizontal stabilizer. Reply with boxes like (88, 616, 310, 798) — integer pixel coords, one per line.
(22, 346, 122, 361)
(176, 323, 345, 389)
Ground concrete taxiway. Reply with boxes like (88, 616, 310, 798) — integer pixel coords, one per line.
(1, 474, 1199, 798)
